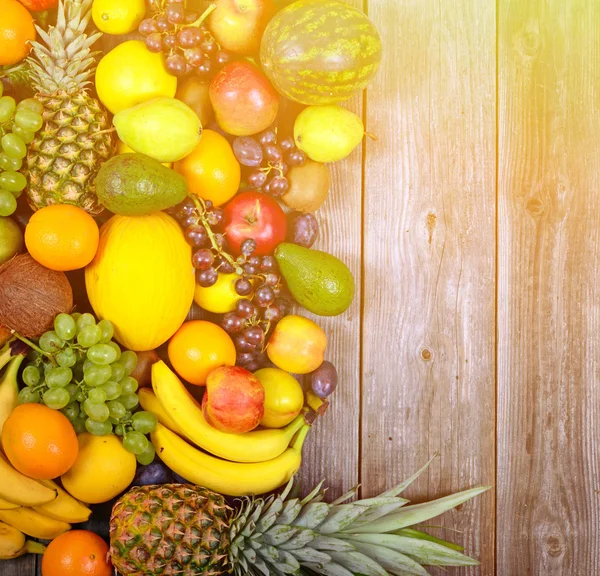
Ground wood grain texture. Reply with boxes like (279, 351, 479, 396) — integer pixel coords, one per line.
(2, 555, 36, 576)
(497, 1, 600, 574)
(361, 1, 496, 574)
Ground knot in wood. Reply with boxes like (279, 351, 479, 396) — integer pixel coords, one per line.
(420, 347, 433, 361)
(515, 26, 541, 59)
(526, 197, 545, 217)
(545, 535, 564, 558)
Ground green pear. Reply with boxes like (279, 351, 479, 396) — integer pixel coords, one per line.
(113, 97, 202, 163)
(275, 242, 355, 316)
(294, 105, 364, 163)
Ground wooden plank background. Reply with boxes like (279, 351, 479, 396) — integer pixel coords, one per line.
(4, 1, 600, 575)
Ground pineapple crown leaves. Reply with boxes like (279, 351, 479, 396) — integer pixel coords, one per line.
(26, 0, 102, 94)
(228, 454, 491, 576)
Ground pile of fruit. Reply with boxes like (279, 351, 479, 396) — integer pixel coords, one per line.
(0, 0, 488, 574)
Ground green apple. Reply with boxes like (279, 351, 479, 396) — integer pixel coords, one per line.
(0, 217, 23, 265)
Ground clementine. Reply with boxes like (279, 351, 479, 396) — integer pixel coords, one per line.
(168, 320, 236, 386)
(0, 0, 36, 66)
(174, 129, 241, 206)
(41, 530, 111, 576)
(2, 403, 78, 480)
(25, 204, 99, 271)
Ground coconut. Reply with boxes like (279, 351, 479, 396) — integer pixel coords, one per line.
(0, 254, 73, 338)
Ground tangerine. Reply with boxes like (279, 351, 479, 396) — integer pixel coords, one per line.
(25, 204, 99, 271)
(41, 530, 111, 576)
(168, 320, 236, 386)
(0, 0, 36, 67)
(2, 403, 78, 480)
(174, 130, 241, 207)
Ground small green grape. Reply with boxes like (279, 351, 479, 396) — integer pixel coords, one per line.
(0, 96, 16, 123)
(0, 171, 27, 193)
(107, 341, 121, 361)
(110, 363, 125, 382)
(39, 331, 64, 353)
(114, 424, 125, 436)
(107, 400, 126, 420)
(0, 152, 21, 172)
(76, 313, 96, 332)
(88, 388, 106, 404)
(100, 381, 122, 401)
(123, 431, 149, 455)
(22, 365, 40, 387)
(120, 351, 138, 376)
(75, 391, 87, 403)
(0, 189, 17, 216)
(16, 98, 43, 115)
(45, 366, 72, 388)
(18, 388, 40, 404)
(11, 126, 34, 145)
(65, 383, 78, 398)
(61, 404, 80, 422)
(77, 325, 102, 348)
(1, 133, 27, 159)
(54, 313, 77, 340)
(118, 393, 139, 411)
(85, 418, 112, 436)
(132, 411, 158, 434)
(136, 443, 156, 466)
(14, 109, 43, 132)
(83, 399, 110, 422)
(98, 319, 114, 343)
(87, 344, 118, 366)
(72, 417, 87, 434)
(43, 388, 70, 410)
(56, 348, 77, 368)
(120, 376, 138, 394)
(83, 364, 112, 387)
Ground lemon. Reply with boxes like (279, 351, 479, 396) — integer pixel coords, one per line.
(116, 138, 172, 168)
(254, 368, 304, 429)
(194, 272, 249, 314)
(61, 434, 136, 504)
(95, 40, 177, 115)
(92, 0, 145, 35)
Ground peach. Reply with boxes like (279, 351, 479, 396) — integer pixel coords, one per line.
(266, 315, 327, 374)
(254, 368, 304, 429)
(202, 366, 265, 433)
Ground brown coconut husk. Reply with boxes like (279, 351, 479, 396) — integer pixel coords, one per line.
(0, 254, 73, 338)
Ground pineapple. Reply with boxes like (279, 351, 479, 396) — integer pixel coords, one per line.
(25, 0, 112, 215)
(109, 458, 489, 576)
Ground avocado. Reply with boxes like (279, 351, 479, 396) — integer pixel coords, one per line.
(95, 153, 188, 216)
(275, 242, 355, 316)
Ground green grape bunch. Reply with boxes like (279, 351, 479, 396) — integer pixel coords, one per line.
(18, 312, 158, 466)
(0, 85, 44, 217)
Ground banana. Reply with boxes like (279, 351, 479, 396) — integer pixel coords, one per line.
(0, 352, 25, 433)
(138, 387, 186, 436)
(0, 521, 45, 559)
(0, 452, 58, 507)
(33, 480, 91, 524)
(0, 507, 71, 540)
(150, 422, 311, 497)
(0, 498, 19, 510)
(151, 360, 307, 463)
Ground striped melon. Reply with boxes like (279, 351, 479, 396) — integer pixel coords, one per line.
(260, 0, 382, 105)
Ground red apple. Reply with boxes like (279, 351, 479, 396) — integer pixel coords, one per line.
(209, 0, 273, 55)
(202, 366, 265, 433)
(17, 0, 57, 11)
(223, 191, 287, 256)
(209, 61, 280, 136)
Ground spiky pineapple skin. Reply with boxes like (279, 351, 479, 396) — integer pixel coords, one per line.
(109, 484, 232, 576)
(26, 90, 112, 215)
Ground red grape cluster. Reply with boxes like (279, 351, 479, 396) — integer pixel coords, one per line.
(233, 129, 307, 197)
(138, 3, 230, 77)
(171, 197, 291, 371)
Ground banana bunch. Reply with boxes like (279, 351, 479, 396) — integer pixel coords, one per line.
(145, 361, 313, 496)
(0, 342, 92, 558)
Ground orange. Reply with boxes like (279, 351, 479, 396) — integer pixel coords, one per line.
(168, 320, 236, 386)
(2, 403, 78, 480)
(174, 129, 241, 207)
(25, 204, 99, 271)
(0, 0, 36, 66)
(41, 530, 111, 576)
